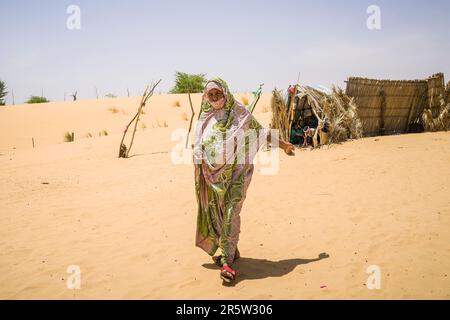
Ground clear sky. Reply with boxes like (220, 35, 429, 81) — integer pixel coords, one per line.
(1, 0, 449, 103)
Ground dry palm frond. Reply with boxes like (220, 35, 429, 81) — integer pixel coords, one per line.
(297, 86, 362, 144)
(422, 96, 450, 131)
(270, 89, 290, 142)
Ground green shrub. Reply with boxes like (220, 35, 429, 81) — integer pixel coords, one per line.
(26, 96, 50, 104)
(170, 72, 206, 94)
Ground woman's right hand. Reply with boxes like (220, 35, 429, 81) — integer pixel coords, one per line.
(281, 141, 295, 156)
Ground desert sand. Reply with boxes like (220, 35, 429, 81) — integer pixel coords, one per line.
(0, 94, 449, 299)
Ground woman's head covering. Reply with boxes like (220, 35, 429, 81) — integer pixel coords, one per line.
(201, 78, 235, 113)
(194, 78, 267, 171)
(204, 81, 222, 93)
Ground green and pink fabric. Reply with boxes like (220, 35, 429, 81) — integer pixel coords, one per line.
(194, 78, 268, 265)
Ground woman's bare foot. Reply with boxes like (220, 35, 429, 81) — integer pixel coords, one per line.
(212, 248, 240, 267)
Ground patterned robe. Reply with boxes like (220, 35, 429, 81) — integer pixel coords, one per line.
(194, 78, 267, 265)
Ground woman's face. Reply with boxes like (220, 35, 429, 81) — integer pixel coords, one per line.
(207, 88, 224, 102)
(207, 88, 226, 110)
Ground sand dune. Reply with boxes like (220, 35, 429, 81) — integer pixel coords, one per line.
(0, 96, 449, 299)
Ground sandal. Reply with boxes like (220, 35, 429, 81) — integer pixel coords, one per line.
(220, 265, 237, 283)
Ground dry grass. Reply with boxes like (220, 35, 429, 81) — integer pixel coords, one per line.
(157, 119, 168, 128)
(262, 105, 270, 113)
(64, 131, 74, 142)
(241, 96, 249, 106)
(85, 132, 93, 138)
(99, 129, 108, 136)
(107, 107, 119, 113)
(140, 109, 146, 115)
(181, 112, 188, 121)
(140, 122, 147, 130)
(173, 100, 181, 107)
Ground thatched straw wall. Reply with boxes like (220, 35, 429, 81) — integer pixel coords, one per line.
(345, 73, 447, 136)
(345, 77, 427, 136)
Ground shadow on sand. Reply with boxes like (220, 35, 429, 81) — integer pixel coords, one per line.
(202, 252, 330, 286)
(127, 151, 168, 158)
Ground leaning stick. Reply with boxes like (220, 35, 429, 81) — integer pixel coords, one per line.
(118, 79, 162, 158)
(126, 79, 161, 157)
(126, 87, 150, 157)
(248, 83, 264, 114)
(119, 87, 147, 157)
(186, 89, 195, 149)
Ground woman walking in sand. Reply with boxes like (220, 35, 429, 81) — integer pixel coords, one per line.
(194, 78, 294, 283)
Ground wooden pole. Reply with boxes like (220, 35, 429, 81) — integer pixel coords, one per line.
(405, 87, 418, 132)
(248, 83, 264, 114)
(287, 85, 298, 142)
(186, 90, 195, 149)
(379, 88, 386, 136)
